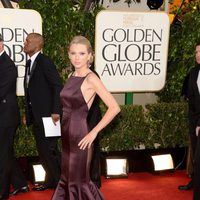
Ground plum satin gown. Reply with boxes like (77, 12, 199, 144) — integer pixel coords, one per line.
(52, 73, 104, 200)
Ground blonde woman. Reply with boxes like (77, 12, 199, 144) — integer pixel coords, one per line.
(52, 36, 120, 200)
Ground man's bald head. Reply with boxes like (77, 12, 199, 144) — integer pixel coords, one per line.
(28, 33, 44, 48)
(24, 33, 44, 57)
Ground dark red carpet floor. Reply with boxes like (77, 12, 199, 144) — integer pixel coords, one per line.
(9, 170, 192, 200)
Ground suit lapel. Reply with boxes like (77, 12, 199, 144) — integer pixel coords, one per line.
(29, 53, 41, 81)
(193, 67, 200, 93)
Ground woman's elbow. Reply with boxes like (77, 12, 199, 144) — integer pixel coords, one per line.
(114, 104, 121, 115)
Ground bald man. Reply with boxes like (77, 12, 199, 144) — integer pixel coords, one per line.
(23, 33, 62, 191)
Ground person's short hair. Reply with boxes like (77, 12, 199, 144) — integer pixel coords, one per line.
(0, 34, 3, 42)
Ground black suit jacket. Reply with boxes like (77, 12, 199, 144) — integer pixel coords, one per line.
(188, 65, 200, 127)
(0, 51, 19, 127)
(24, 53, 62, 125)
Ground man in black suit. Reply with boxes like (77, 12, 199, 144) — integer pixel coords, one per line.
(178, 42, 200, 199)
(187, 42, 200, 200)
(178, 73, 193, 191)
(0, 34, 28, 199)
(23, 33, 62, 191)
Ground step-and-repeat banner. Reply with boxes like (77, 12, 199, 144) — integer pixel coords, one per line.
(95, 11, 170, 92)
(0, 8, 42, 96)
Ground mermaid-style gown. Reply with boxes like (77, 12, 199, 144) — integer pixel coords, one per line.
(52, 74, 104, 200)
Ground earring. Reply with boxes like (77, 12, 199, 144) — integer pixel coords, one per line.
(87, 60, 91, 68)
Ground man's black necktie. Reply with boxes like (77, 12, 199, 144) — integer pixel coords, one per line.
(26, 59, 31, 75)
(26, 59, 31, 87)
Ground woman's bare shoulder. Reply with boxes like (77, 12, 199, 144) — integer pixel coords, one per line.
(86, 71, 100, 83)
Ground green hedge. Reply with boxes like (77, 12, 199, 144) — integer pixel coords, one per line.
(145, 102, 188, 148)
(14, 125, 37, 157)
(100, 102, 188, 152)
(14, 102, 189, 157)
(100, 105, 149, 151)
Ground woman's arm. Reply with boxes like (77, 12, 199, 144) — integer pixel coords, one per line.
(78, 73, 120, 150)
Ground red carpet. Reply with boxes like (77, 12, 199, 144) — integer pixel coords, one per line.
(9, 170, 192, 200)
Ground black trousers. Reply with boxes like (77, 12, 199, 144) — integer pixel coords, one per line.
(0, 126, 26, 197)
(189, 120, 200, 200)
(32, 118, 61, 187)
(0, 127, 13, 197)
(193, 133, 200, 200)
(11, 159, 27, 190)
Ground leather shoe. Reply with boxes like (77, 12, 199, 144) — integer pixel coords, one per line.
(178, 181, 193, 190)
(10, 186, 29, 196)
(32, 184, 48, 191)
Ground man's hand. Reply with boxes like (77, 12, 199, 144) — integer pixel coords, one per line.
(51, 113, 60, 125)
(196, 126, 200, 136)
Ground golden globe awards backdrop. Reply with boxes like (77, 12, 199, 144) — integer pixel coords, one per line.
(95, 11, 170, 92)
(0, 8, 42, 96)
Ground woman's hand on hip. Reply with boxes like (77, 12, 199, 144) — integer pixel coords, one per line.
(78, 131, 98, 150)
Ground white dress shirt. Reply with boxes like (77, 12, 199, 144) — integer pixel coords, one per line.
(29, 51, 40, 72)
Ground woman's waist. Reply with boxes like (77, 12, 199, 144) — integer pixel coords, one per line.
(62, 110, 88, 120)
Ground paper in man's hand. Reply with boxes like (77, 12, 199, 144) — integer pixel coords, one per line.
(42, 117, 61, 137)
